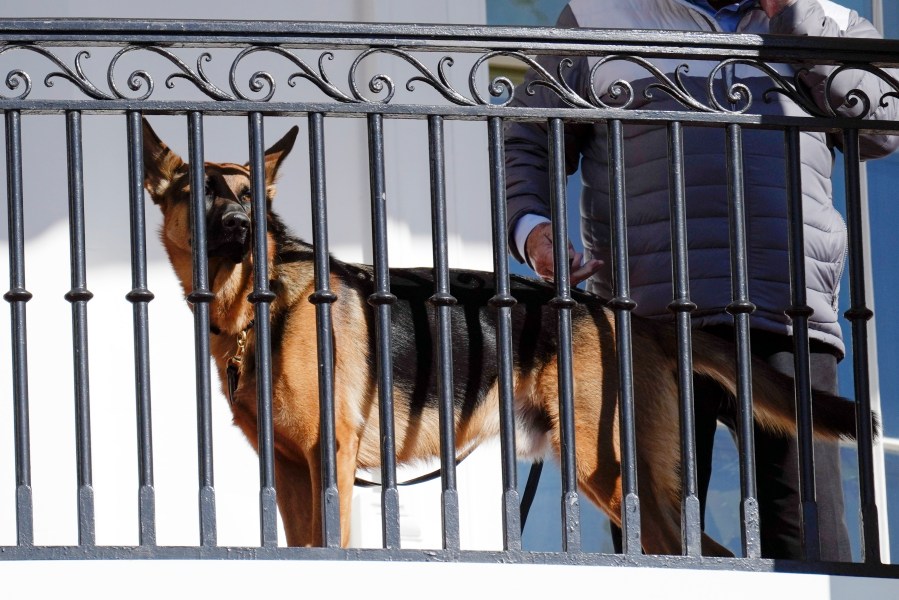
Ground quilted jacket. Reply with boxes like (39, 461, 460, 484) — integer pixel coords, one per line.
(505, 0, 899, 355)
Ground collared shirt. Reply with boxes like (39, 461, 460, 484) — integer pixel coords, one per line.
(685, 0, 758, 32)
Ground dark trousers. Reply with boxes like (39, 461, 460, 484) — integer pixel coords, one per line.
(611, 326, 852, 561)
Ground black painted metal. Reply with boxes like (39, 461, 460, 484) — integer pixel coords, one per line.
(125, 110, 157, 546)
(186, 111, 218, 547)
(8, 99, 899, 131)
(607, 118, 641, 556)
(0, 19, 894, 577)
(307, 111, 342, 548)
(247, 112, 280, 548)
(4, 109, 34, 547)
(783, 126, 820, 561)
(724, 123, 761, 559)
(666, 121, 701, 558)
(64, 110, 96, 547)
(2, 20, 899, 128)
(366, 112, 401, 549)
(2, 18, 898, 67)
(427, 114, 462, 551)
(547, 118, 581, 553)
(842, 129, 882, 564)
(486, 116, 522, 552)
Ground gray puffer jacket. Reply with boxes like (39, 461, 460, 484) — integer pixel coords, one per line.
(505, 0, 899, 356)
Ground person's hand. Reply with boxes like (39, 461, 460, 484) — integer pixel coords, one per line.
(759, 0, 796, 19)
(524, 221, 603, 286)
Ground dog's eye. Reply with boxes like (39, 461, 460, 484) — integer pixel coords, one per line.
(239, 189, 252, 203)
(204, 179, 213, 198)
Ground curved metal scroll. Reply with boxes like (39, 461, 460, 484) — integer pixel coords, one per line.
(1, 41, 897, 120)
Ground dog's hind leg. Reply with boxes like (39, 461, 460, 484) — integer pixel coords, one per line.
(576, 456, 689, 555)
(274, 452, 321, 547)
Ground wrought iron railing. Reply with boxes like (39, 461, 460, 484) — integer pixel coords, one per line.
(1, 18, 898, 578)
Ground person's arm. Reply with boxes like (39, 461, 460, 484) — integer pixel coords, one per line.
(767, 0, 899, 158)
(505, 65, 602, 284)
(504, 5, 601, 284)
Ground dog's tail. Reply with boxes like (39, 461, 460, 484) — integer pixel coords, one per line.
(682, 328, 875, 442)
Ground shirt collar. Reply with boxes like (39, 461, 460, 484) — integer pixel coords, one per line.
(685, 0, 759, 31)
(686, 0, 756, 11)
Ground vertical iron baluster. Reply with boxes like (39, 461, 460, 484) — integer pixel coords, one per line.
(247, 113, 279, 548)
(607, 119, 640, 555)
(65, 110, 96, 546)
(366, 113, 401, 549)
(487, 116, 521, 551)
(427, 114, 461, 551)
(186, 111, 217, 547)
(4, 110, 34, 547)
(125, 111, 156, 546)
(783, 126, 820, 561)
(724, 123, 760, 559)
(666, 121, 701, 557)
(307, 112, 341, 548)
(547, 118, 581, 553)
(842, 128, 881, 564)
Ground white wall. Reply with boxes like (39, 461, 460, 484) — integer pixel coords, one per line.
(6, 558, 899, 600)
(0, 0, 503, 551)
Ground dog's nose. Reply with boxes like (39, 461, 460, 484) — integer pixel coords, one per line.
(222, 210, 250, 235)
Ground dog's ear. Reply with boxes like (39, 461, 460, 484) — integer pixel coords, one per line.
(142, 118, 185, 201)
(263, 125, 300, 188)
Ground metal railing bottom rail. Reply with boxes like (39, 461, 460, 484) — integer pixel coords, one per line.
(0, 545, 897, 577)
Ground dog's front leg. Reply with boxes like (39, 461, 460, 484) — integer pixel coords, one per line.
(273, 452, 321, 547)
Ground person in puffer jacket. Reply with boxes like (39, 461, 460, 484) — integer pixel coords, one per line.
(506, 0, 899, 560)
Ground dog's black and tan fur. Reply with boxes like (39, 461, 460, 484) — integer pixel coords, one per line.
(142, 118, 862, 556)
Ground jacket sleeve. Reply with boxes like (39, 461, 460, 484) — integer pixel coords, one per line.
(504, 4, 592, 263)
(770, 0, 899, 158)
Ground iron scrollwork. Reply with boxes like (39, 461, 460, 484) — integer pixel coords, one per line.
(108, 46, 235, 101)
(0, 45, 114, 100)
(348, 47, 478, 106)
(229, 46, 355, 103)
(1, 40, 898, 120)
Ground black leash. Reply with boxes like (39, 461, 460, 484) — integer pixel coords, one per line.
(354, 454, 546, 536)
(353, 468, 448, 488)
(519, 460, 544, 534)
(353, 444, 478, 488)
(221, 320, 546, 534)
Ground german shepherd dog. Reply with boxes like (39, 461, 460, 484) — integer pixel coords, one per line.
(142, 118, 861, 556)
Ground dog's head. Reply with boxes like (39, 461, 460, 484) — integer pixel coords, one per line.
(142, 118, 299, 265)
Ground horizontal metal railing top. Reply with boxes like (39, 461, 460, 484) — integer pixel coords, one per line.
(0, 18, 896, 579)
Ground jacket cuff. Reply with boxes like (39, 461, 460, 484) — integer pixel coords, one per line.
(513, 214, 551, 269)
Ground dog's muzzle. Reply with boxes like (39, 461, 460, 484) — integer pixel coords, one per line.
(222, 209, 250, 238)
(208, 204, 252, 263)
